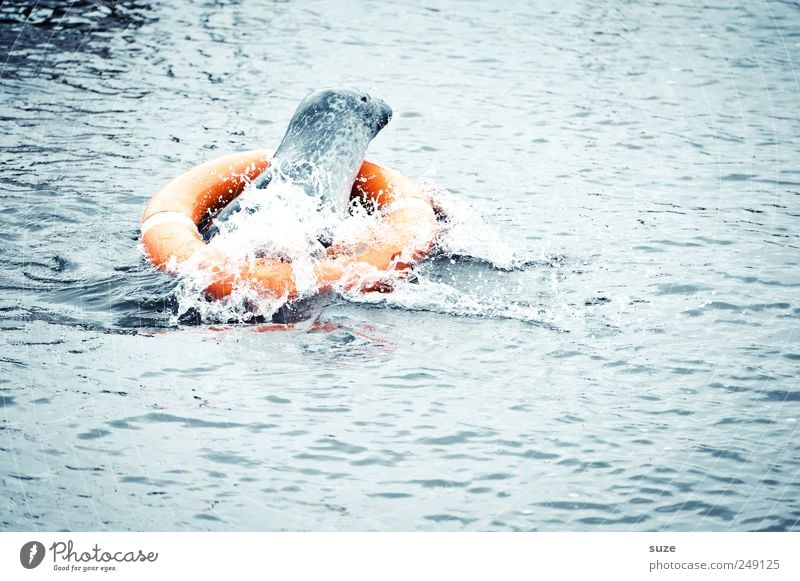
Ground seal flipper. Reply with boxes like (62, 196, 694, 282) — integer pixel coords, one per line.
(271, 292, 334, 324)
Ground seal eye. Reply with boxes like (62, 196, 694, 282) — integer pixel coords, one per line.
(360, 96, 368, 103)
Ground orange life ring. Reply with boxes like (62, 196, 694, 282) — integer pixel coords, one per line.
(140, 149, 437, 300)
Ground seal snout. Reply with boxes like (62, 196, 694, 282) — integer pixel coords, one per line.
(366, 95, 392, 131)
(374, 97, 392, 131)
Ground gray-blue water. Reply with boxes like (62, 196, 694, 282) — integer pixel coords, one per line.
(1, 0, 799, 531)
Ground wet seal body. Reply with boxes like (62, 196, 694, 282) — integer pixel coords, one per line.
(201, 88, 392, 241)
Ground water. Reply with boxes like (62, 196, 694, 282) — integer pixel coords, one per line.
(1, 0, 799, 531)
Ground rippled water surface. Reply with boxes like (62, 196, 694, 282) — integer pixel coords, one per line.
(2, 0, 799, 531)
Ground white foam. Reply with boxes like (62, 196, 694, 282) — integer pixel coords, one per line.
(169, 177, 530, 324)
(342, 276, 555, 328)
(171, 178, 383, 323)
(425, 181, 517, 270)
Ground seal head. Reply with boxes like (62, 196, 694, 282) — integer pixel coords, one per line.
(203, 88, 392, 240)
(257, 88, 392, 212)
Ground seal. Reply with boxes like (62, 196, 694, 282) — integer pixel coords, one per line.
(201, 88, 392, 242)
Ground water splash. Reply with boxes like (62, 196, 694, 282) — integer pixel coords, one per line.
(342, 276, 559, 329)
(169, 176, 391, 323)
(426, 182, 517, 270)
(169, 177, 538, 325)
